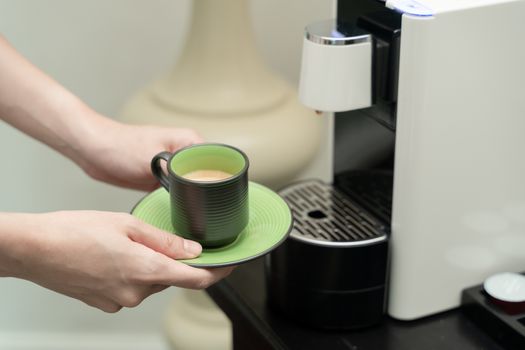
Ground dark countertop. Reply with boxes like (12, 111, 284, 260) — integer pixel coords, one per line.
(207, 257, 505, 350)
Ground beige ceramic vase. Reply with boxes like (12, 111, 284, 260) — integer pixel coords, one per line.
(119, 0, 326, 190)
(119, 0, 328, 349)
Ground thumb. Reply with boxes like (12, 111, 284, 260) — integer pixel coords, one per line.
(129, 222, 202, 260)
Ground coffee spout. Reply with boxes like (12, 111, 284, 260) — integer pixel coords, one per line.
(298, 19, 372, 113)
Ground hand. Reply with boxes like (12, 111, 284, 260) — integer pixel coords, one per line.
(4, 211, 233, 313)
(0, 36, 202, 192)
(78, 119, 204, 191)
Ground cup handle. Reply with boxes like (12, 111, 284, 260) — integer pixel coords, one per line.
(151, 151, 172, 191)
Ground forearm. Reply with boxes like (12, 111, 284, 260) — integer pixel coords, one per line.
(0, 35, 114, 167)
(0, 212, 39, 279)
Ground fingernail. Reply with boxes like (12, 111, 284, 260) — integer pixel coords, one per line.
(183, 239, 202, 257)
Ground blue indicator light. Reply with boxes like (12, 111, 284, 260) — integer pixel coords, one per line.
(387, 0, 434, 17)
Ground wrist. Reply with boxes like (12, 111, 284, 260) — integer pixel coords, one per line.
(64, 107, 120, 172)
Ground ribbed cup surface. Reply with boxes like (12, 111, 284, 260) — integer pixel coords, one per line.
(170, 175, 249, 246)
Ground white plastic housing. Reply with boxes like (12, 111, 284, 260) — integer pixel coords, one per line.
(388, 0, 525, 320)
(298, 22, 372, 112)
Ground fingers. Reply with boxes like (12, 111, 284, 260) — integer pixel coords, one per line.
(128, 221, 202, 260)
(149, 254, 235, 289)
(83, 284, 170, 312)
(149, 284, 169, 295)
(163, 128, 204, 149)
(82, 255, 233, 312)
(81, 296, 123, 313)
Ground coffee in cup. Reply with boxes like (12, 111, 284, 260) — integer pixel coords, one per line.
(151, 143, 249, 247)
(182, 169, 233, 182)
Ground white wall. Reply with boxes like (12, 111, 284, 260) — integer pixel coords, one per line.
(0, 0, 333, 349)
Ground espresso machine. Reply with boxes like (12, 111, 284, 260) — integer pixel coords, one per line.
(266, 0, 525, 328)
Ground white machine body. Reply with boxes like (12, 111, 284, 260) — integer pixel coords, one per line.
(389, 0, 525, 319)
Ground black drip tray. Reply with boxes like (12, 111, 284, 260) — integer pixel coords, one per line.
(461, 274, 525, 350)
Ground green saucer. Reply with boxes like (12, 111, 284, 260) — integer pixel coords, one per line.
(131, 182, 293, 268)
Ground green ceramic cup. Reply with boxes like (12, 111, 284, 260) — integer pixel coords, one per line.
(151, 143, 249, 247)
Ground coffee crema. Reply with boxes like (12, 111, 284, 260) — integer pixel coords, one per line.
(182, 169, 234, 182)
